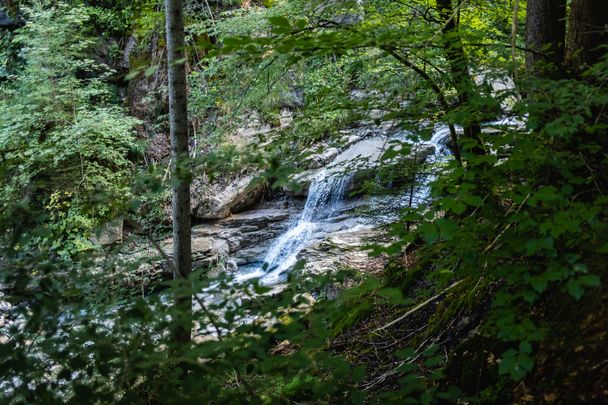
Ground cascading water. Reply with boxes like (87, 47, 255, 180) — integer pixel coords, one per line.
(409, 126, 453, 204)
(233, 131, 456, 286)
(232, 125, 496, 287)
(233, 137, 388, 285)
(236, 169, 352, 285)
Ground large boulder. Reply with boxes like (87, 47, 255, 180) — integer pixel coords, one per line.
(192, 174, 265, 220)
(296, 227, 387, 278)
(91, 219, 124, 246)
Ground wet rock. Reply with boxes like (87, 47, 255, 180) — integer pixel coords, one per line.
(306, 146, 340, 169)
(189, 208, 292, 265)
(119, 206, 293, 285)
(0, 9, 23, 30)
(225, 259, 238, 272)
(219, 208, 290, 228)
(285, 137, 435, 197)
(296, 227, 387, 276)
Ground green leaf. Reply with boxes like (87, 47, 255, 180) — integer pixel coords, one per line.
(144, 65, 159, 77)
(578, 274, 601, 287)
(125, 69, 141, 80)
(566, 279, 584, 300)
(378, 288, 407, 305)
(528, 275, 547, 293)
(519, 341, 532, 354)
(268, 16, 291, 29)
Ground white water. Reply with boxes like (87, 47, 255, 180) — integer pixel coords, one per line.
(233, 133, 454, 285)
(234, 138, 389, 285)
(232, 116, 524, 287)
(409, 126, 453, 203)
(236, 171, 352, 284)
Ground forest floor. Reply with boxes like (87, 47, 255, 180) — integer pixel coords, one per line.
(325, 247, 608, 404)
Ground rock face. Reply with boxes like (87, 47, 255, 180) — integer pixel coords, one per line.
(124, 33, 170, 164)
(158, 208, 292, 267)
(287, 138, 436, 197)
(120, 208, 293, 286)
(296, 227, 387, 277)
(197, 208, 292, 265)
(191, 174, 265, 220)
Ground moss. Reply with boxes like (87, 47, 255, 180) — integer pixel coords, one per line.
(329, 291, 376, 337)
(423, 277, 494, 339)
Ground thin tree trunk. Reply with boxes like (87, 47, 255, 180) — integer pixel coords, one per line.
(165, 0, 192, 345)
(511, 0, 520, 81)
(566, 0, 608, 70)
(436, 0, 485, 157)
(525, 0, 566, 78)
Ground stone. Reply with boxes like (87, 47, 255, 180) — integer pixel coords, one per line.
(91, 219, 123, 245)
(285, 137, 435, 197)
(296, 227, 387, 277)
(225, 259, 238, 273)
(305, 146, 340, 169)
(192, 174, 265, 220)
(283, 169, 320, 196)
(235, 111, 272, 141)
(183, 208, 292, 265)
(0, 10, 23, 30)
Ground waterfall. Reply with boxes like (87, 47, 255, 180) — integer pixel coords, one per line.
(232, 132, 459, 285)
(236, 169, 352, 285)
(409, 126, 453, 204)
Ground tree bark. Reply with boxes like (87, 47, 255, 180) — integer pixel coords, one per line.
(436, 0, 485, 157)
(566, 0, 608, 70)
(525, 0, 566, 77)
(165, 0, 192, 345)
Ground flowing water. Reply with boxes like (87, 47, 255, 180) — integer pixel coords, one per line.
(233, 131, 453, 286)
(235, 170, 353, 285)
(234, 137, 388, 285)
(216, 116, 524, 289)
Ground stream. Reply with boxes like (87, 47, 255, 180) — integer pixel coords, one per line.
(231, 127, 453, 286)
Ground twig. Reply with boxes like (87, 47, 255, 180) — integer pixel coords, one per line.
(374, 279, 465, 332)
(483, 193, 530, 254)
(162, 158, 172, 184)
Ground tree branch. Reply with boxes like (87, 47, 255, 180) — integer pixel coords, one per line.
(384, 47, 462, 166)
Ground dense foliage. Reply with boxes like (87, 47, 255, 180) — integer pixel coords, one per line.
(0, 4, 140, 255)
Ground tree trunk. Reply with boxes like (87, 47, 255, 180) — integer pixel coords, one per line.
(165, 0, 192, 345)
(436, 0, 485, 157)
(566, 0, 608, 70)
(525, 0, 566, 77)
